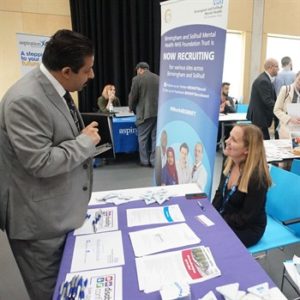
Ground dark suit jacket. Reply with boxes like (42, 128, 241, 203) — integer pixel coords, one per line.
(128, 70, 159, 126)
(0, 67, 96, 239)
(247, 72, 276, 128)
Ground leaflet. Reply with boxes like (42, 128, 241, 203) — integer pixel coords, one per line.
(129, 223, 200, 257)
(61, 268, 122, 300)
(70, 231, 124, 272)
(126, 204, 185, 227)
(74, 207, 118, 236)
(135, 246, 221, 293)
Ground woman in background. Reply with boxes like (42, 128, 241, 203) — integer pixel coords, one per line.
(213, 124, 272, 247)
(274, 71, 300, 139)
(98, 84, 121, 113)
(161, 147, 178, 185)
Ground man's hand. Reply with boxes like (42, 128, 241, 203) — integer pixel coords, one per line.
(81, 121, 101, 145)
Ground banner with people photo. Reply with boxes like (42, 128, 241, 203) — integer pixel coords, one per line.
(16, 33, 50, 76)
(155, 0, 228, 196)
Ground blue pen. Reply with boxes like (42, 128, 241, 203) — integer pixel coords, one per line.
(197, 201, 205, 211)
(61, 281, 69, 299)
(72, 276, 83, 299)
(79, 278, 88, 300)
(70, 275, 80, 298)
(69, 275, 78, 297)
(92, 220, 97, 233)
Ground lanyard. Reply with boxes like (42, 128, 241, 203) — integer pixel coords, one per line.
(219, 171, 239, 213)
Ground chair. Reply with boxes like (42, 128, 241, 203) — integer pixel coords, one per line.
(236, 103, 248, 113)
(248, 165, 300, 255)
(291, 159, 300, 176)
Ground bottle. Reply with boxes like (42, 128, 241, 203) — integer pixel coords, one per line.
(108, 102, 114, 113)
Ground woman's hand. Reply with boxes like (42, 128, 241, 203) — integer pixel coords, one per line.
(289, 117, 300, 125)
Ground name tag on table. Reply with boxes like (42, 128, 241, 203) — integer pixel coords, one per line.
(196, 214, 215, 227)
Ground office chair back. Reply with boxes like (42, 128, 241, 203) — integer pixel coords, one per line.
(236, 103, 248, 113)
(290, 159, 300, 176)
(266, 165, 300, 236)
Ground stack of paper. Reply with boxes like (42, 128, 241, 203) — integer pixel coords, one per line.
(126, 204, 185, 227)
(129, 223, 200, 257)
(135, 246, 221, 293)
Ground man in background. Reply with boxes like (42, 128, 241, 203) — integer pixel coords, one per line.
(129, 62, 159, 167)
(247, 58, 279, 139)
(274, 56, 296, 96)
(0, 29, 100, 299)
(220, 82, 237, 113)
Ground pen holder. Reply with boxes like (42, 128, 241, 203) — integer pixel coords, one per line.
(160, 282, 191, 300)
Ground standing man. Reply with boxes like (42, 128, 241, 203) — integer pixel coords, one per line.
(274, 56, 296, 96)
(0, 29, 100, 300)
(247, 58, 279, 139)
(191, 143, 207, 192)
(129, 62, 159, 167)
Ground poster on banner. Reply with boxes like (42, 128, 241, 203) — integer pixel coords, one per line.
(16, 33, 50, 76)
(155, 0, 228, 197)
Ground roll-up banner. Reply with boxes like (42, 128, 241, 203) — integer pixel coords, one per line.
(155, 0, 228, 196)
(16, 33, 50, 76)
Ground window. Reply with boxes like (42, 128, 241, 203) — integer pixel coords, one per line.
(266, 34, 300, 73)
(222, 31, 244, 101)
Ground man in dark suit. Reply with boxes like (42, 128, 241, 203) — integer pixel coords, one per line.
(247, 58, 279, 139)
(0, 30, 100, 299)
(129, 62, 159, 167)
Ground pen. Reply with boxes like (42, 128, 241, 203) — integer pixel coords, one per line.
(79, 278, 88, 300)
(197, 201, 205, 211)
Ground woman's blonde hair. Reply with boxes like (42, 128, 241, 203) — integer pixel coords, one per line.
(101, 84, 115, 99)
(223, 124, 272, 193)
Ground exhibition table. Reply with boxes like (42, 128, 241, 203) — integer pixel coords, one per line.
(111, 116, 138, 154)
(53, 184, 281, 300)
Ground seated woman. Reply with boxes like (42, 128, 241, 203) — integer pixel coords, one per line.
(274, 71, 300, 139)
(212, 124, 272, 247)
(98, 84, 121, 113)
(161, 147, 178, 185)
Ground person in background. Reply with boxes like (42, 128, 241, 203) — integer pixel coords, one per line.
(217, 83, 236, 150)
(98, 84, 120, 113)
(161, 147, 178, 185)
(128, 62, 159, 167)
(220, 82, 237, 114)
(176, 142, 191, 184)
(0, 29, 100, 300)
(274, 71, 300, 139)
(191, 143, 208, 192)
(155, 130, 168, 185)
(273, 56, 296, 96)
(247, 58, 279, 140)
(213, 124, 272, 247)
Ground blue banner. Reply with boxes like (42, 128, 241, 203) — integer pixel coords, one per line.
(155, 0, 228, 196)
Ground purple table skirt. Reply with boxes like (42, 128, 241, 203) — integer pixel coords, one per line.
(53, 197, 275, 300)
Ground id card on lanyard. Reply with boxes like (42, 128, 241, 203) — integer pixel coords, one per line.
(219, 172, 238, 214)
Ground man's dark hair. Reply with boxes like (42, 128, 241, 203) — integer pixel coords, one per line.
(42, 29, 94, 73)
(180, 142, 189, 153)
(136, 62, 150, 70)
(281, 56, 291, 67)
(222, 82, 230, 87)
